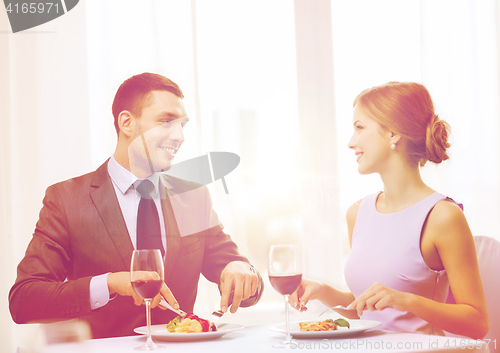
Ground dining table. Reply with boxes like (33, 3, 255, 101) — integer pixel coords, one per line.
(16, 304, 492, 353)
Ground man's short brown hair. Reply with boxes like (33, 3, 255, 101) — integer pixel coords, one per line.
(112, 73, 184, 134)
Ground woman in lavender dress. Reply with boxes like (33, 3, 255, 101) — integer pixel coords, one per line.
(291, 82, 488, 339)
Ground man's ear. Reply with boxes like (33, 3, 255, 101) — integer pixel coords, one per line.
(118, 111, 134, 137)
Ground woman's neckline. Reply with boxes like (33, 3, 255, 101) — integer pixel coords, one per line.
(374, 191, 439, 215)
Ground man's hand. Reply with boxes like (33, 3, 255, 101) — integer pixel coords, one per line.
(220, 261, 258, 313)
(107, 271, 179, 310)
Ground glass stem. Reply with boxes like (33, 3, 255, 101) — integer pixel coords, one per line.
(145, 299, 154, 347)
(284, 294, 291, 343)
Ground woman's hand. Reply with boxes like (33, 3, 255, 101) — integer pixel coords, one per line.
(348, 282, 412, 317)
(289, 278, 325, 311)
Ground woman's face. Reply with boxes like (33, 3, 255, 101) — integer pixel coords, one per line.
(348, 104, 393, 175)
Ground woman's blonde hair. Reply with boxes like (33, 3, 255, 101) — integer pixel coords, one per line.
(354, 81, 450, 166)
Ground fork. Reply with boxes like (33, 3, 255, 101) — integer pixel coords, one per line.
(208, 309, 224, 327)
(160, 296, 223, 326)
(209, 291, 235, 326)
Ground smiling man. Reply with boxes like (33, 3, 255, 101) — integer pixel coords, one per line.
(115, 80, 189, 177)
(9, 73, 263, 339)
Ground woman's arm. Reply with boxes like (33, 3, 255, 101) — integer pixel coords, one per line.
(349, 201, 489, 339)
(417, 201, 488, 338)
(290, 278, 356, 309)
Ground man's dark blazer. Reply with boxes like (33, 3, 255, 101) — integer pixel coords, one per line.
(9, 160, 261, 339)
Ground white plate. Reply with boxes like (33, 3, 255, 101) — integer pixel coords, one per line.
(134, 323, 244, 342)
(271, 319, 382, 339)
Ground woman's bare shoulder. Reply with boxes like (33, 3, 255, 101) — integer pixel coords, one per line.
(426, 198, 471, 245)
(429, 199, 466, 225)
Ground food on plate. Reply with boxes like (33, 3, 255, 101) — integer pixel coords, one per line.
(166, 313, 217, 333)
(299, 318, 350, 332)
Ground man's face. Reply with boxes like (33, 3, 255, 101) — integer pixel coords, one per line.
(128, 90, 189, 178)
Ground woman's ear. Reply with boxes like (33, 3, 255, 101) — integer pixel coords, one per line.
(118, 111, 134, 137)
(390, 132, 402, 145)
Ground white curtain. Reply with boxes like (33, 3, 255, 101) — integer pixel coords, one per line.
(332, 0, 500, 250)
(1, 4, 92, 351)
(331, 0, 423, 261)
(420, 0, 500, 239)
(2, 0, 500, 351)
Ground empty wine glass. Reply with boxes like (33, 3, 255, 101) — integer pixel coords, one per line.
(268, 244, 303, 347)
(131, 249, 165, 350)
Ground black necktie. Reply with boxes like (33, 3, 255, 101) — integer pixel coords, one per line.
(136, 179, 165, 257)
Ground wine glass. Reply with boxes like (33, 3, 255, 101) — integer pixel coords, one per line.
(268, 244, 303, 347)
(130, 249, 165, 350)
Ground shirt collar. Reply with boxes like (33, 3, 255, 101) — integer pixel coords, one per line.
(108, 155, 173, 195)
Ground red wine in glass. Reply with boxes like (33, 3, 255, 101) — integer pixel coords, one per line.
(131, 249, 165, 350)
(131, 279, 163, 300)
(269, 274, 302, 295)
(268, 244, 303, 347)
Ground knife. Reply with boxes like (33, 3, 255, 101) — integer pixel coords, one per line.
(159, 296, 187, 317)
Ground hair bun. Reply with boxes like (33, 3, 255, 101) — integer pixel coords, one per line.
(354, 82, 452, 167)
(425, 114, 450, 165)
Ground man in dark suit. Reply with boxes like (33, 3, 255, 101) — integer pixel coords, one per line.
(9, 73, 263, 339)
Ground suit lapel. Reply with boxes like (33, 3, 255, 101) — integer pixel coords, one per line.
(161, 186, 181, 282)
(90, 160, 134, 269)
(88, 161, 183, 276)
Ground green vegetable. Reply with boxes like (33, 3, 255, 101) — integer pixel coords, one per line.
(166, 316, 181, 333)
(333, 318, 350, 329)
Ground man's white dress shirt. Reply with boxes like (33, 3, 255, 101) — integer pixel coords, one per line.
(89, 156, 169, 309)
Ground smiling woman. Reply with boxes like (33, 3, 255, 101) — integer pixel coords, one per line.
(292, 82, 489, 340)
(348, 82, 451, 176)
(352, 82, 450, 168)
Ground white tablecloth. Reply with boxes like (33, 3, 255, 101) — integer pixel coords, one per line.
(19, 323, 492, 353)
(16, 304, 493, 353)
